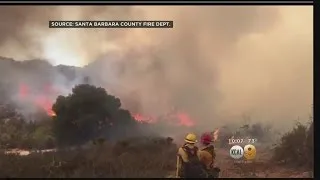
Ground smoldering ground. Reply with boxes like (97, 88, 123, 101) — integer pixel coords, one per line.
(0, 6, 313, 133)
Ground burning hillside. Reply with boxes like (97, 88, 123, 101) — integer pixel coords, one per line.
(17, 81, 195, 127)
(18, 83, 57, 117)
(133, 111, 195, 127)
(0, 58, 197, 129)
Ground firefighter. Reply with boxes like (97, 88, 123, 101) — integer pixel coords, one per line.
(176, 133, 207, 178)
(199, 132, 221, 178)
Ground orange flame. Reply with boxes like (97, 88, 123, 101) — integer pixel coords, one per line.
(19, 83, 29, 99)
(18, 83, 196, 124)
(213, 128, 220, 142)
(133, 113, 155, 123)
(175, 113, 194, 127)
(18, 83, 56, 117)
(132, 111, 195, 127)
(35, 96, 56, 117)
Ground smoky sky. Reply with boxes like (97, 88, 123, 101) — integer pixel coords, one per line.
(0, 6, 313, 130)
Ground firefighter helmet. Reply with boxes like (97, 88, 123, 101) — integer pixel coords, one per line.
(200, 132, 213, 144)
(185, 133, 198, 144)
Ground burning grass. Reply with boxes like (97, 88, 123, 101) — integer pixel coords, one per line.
(0, 137, 177, 178)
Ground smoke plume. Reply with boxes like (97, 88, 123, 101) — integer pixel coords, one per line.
(0, 6, 313, 131)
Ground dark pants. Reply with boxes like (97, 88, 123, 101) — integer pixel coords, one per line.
(181, 164, 208, 178)
(207, 167, 221, 178)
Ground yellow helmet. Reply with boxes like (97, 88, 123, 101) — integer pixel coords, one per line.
(185, 133, 197, 144)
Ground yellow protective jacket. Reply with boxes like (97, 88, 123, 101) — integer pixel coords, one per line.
(176, 143, 201, 177)
(199, 145, 216, 170)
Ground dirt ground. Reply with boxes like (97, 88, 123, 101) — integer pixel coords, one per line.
(215, 148, 312, 178)
(2, 142, 313, 178)
(167, 147, 313, 178)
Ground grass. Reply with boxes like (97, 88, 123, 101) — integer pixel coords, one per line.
(0, 120, 313, 178)
(0, 137, 177, 178)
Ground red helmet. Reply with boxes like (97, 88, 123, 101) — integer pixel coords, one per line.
(200, 132, 213, 144)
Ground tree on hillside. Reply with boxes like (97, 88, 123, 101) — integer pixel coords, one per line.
(52, 84, 137, 147)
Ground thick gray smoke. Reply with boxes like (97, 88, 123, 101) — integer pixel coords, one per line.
(0, 6, 313, 131)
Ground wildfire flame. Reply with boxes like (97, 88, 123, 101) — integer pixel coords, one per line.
(34, 96, 56, 116)
(19, 84, 29, 98)
(19, 83, 56, 117)
(133, 113, 155, 123)
(18, 83, 195, 126)
(212, 128, 220, 142)
(132, 111, 195, 127)
(175, 113, 194, 127)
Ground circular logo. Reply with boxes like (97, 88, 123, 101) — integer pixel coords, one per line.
(229, 145, 244, 159)
(243, 144, 256, 160)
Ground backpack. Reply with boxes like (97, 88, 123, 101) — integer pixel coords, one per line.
(202, 145, 220, 178)
(202, 145, 215, 169)
(181, 146, 208, 178)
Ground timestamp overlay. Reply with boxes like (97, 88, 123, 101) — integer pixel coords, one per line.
(228, 137, 258, 145)
(228, 137, 258, 163)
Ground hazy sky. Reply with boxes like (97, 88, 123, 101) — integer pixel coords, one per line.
(0, 6, 313, 130)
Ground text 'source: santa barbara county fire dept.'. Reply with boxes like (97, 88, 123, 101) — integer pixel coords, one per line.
(49, 21, 173, 28)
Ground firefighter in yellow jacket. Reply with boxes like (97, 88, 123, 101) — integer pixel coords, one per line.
(199, 132, 221, 178)
(176, 133, 207, 178)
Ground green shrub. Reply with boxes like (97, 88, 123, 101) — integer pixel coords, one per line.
(272, 121, 313, 169)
